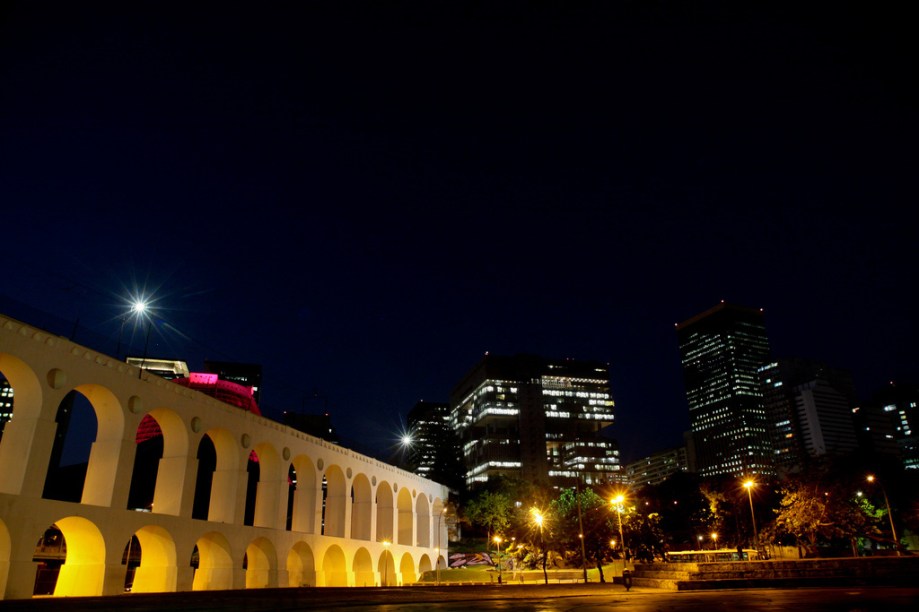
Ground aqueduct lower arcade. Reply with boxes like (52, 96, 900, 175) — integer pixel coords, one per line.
(0, 313, 448, 599)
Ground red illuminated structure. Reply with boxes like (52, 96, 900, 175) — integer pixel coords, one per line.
(135, 372, 260, 443)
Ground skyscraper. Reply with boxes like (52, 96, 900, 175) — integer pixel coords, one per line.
(759, 358, 859, 473)
(450, 354, 619, 489)
(404, 400, 464, 492)
(676, 302, 773, 477)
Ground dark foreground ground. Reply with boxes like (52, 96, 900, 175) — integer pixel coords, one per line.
(1, 584, 918, 612)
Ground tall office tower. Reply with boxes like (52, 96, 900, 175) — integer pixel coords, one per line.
(759, 358, 859, 473)
(872, 382, 919, 471)
(450, 354, 619, 489)
(405, 400, 465, 492)
(676, 302, 773, 477)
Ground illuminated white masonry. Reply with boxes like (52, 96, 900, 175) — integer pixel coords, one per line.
(0, 313, 448, 599)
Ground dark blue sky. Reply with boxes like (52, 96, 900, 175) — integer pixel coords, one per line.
(1, 1, 916, 463)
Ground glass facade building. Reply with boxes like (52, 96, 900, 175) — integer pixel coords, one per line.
(677, 302, 773, 477)
(450, 354, 619, 489)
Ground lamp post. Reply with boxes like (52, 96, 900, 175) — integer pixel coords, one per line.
(611, 494, 625, 558)
(436, 508, 445, 585)
(531, 508, 547, 584)
(867, 475, 900, 556)
(743, 479, 758, 553)
(711, 532, 718, 550)
(493, 535, 503, 584)
(382, 540, 391, 586)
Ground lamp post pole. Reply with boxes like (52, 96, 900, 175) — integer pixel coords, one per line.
(868, 475, 900, 556)
(743, 480, 758, 553)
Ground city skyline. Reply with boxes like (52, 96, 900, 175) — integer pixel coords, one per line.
(1, 2, 916, 464)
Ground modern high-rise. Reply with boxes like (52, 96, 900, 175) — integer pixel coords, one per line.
(450, 354, 619, 489)
(404, 400, 464, 492)
(872, 382, 919, 471)
(759, 358, 859, 473)
(676, 302, 773, 477)
(623, 446, 689, 487)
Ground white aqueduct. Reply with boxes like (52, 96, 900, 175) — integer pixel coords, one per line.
(0, 313, 448, 599)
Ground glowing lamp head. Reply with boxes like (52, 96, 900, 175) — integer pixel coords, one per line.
(867, 475, 876, 483)
(743, 480, 755, 490)
(401, 434, 413, 446)
(132, 301, 147, 314)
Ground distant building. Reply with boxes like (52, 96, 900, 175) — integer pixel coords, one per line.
(758, 358, 859, 473)
(624, 446, 688, 487)
(450, 354, 619, 489)
(281, 411, 340, 445)
(0, 376, 12, 442)
(404, 400, 464, 492)
(204, 360, 262, 405)
(125, 357, 189, 380)
(871, 382, 919, 471)
(676, 302, 773, 477)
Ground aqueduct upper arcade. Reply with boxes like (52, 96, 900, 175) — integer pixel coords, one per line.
(0, 313, 448, 599)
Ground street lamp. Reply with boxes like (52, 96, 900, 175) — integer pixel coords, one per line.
(611, 494, 625, 556)
(743, 479, 758, 553)
(711, 532, 718, 550)
(530, 508, 548, 584)
(697, 534, 704, 550)
(867, 475, 900, 556)
(493, 535, 503, 584)
(381, 540, 391, 586)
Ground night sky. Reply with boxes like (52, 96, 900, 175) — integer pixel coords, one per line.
(1, 1, 916, 464)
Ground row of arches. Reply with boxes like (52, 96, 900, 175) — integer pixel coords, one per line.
(1, 515, 443, 596)
(0, 352, 445, 548)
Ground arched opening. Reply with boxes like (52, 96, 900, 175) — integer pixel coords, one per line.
(320, 545, 347, 587)
(286, 464, 296, 530)
(191, 532, 233, 591)
(397, 487, 413, 546)
(41, 384, 124, 507)
(415, 493, 431, 547)
(289, 455, 317, 533)
(286, 541, 316, 587)
(192, 429, 239, 523)
(127, 414, 162, 511)
(352, 547, 374, 587)
(0, 355, 42, 495)
(39, 517, 105, 597)
(418, 554, 433, 576)
(399, 552, 417, 584)
(375, 481, 394, 543)
(244, 450, 259, 526)
(192, 435, 216, 520)
(32, 525, 64, 595)
(129, 408, 189, 516)
(322, 465, 346, 537)
(244, 537, 276, 588)
(128, 525, 177, 593)
(351, 473, 372, 541)
(377, 549, 395, 587)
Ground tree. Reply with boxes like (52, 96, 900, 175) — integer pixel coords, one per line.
(551, 487, 616, 582)
(464, 490, 513, 545)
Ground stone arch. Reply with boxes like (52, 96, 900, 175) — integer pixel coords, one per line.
(399, 552, 417, 584)
(350, 473, 372, 541)
(415, 493, 431, 547)
(51, 516, 106, 597)
(351, 547, 374, 587)
(289, 455, 317, 533)
(0, 354, 42, 495)
(244, 537, 277, 588)
(192, 531, 233, 591)
(322, 465, 346, 537)
(286, 541, 316, 587)
(397, 487, 413, 546)
(0, 518, 10, 598)
(128, 408, 189, 515)
(129, 525, 177, 593)
(250, 442, 283, 529)
(194, 429, 239, 523)
(377, 548, 396, 587)
(418, 554, 433, 576)
(375, 481, 394, 543)
(320, 544, 347, 587)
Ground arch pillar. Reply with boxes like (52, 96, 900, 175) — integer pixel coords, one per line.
(209, 467, 244, 524)
(83, 437, 135, 508)
(253, 479, 282, 529)
(155, 454, 197, 517)
(0, 415, 57, 497)
(102, 560, 128, 596)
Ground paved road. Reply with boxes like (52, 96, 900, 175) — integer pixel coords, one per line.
(1, 585, 917, 611)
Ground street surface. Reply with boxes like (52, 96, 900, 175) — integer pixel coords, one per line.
(0, 585, 917, 611)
